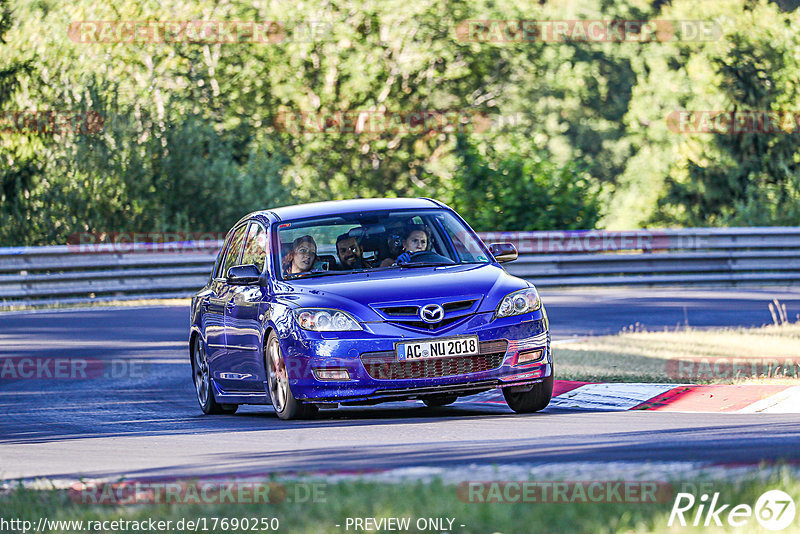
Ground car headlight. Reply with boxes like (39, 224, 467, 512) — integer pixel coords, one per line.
(495, 288, 541, 318)
(294, 308, 363, 331)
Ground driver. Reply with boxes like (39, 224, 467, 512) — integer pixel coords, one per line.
(336, 233, 372, 270)
(395, 225, 430, 265)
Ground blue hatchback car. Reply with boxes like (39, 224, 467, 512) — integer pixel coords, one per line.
(190, 198, 552, 419)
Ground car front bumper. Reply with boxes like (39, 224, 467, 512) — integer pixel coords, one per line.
(278, 310, 552, 403)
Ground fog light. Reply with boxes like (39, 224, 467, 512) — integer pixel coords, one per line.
(515, 348, 544, 366)
(313, 368, 350, 381)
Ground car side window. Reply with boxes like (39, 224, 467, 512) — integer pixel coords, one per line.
(213, 234, 232, 279)
(241, 222, 267, 272)
(218, 224, 247, 279)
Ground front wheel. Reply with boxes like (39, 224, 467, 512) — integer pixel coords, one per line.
(265, 332, 318, 420)
(503, 375, 553, 413)
(192, 336, 238, 415)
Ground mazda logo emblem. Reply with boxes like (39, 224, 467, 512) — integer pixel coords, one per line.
(420, 304, 445, 324)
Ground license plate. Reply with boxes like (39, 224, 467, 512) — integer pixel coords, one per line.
(397, 336, 479, 361)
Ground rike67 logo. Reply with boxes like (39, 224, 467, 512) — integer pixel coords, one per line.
(669, 490, 797, 530)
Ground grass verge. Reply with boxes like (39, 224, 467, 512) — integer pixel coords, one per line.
(554, 323, 800, 384)
(2, 470, 799, 533)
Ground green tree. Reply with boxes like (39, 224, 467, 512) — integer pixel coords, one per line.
(0, 0, 38, 244)
(654, 1, 800, 226)
(450, 135, 602, 231)
(4, 0, 800, 245)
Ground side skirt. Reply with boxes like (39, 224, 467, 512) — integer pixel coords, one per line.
(211, 380, 270, 405)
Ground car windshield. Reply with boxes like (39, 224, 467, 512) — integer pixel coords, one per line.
(275, 209, 491, 279)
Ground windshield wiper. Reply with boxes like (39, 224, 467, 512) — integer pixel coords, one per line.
(286, 270, 348, 279)
(397, 262, 453, 269)
(286, 268, 372, 279)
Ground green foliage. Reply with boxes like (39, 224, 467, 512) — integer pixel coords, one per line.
(0, 0, 37, 244)
(617, 0, 800, 228)
(3, 78, 292, 245)
(653, 3, 800, 226)
(450, 135, 603, 231)
(2, 0, 800, 244)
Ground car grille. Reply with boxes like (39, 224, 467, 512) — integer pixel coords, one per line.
(391, 316, 464, 330)
(380, 305, 419, 316)
(374, 298, 481, 331)
(361, 339, 508, 380)
(442, 299, 477, 312)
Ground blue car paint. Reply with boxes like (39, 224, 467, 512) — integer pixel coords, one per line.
(190, 198, 552, 407)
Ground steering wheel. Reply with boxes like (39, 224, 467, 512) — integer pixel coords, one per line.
(407, 251, 455, 264)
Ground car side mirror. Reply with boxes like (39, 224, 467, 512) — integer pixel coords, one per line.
(226, 264, 262, 285)
(489, 243, 518, 263)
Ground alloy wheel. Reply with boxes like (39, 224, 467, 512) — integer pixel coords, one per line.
(267, 336, 288, 413)
(193, 337, 210, 406)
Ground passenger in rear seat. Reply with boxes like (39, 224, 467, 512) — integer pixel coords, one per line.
(336, 233, 372, 270)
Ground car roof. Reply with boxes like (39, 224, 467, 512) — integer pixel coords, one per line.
(252, 197, 445, 222)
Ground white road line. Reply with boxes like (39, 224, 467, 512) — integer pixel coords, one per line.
(550, 338, 581, 345)
(737, 386, 800, 413)
(547, 383, 677, 411)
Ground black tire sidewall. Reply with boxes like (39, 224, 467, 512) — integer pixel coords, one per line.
(422, 395, 458, 407)
(503, 374, 554, 413)
(193, 336, 237, 415)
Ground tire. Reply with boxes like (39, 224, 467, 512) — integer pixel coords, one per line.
(265, 331, 318, 420)
(422, 395, 458, 407)
(503, 375, 553, 413)
(192, 336, 238, 415)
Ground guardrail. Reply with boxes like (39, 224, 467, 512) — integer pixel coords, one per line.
(0, 242, 221, 308)
(0, 227, 798, 308)
(483, 227, 800, 286)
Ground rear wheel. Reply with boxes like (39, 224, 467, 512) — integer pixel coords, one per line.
(192, 336, 238, 415)
(422, 395, 458, 407)
(503, 375, 553, 413)
(265, 332, 318, 420)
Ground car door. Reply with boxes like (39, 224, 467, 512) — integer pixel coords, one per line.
(203, 224, 247, 380)
(220, 221, 270, 392)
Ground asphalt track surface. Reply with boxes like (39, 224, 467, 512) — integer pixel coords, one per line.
(1, 287, 800, 482)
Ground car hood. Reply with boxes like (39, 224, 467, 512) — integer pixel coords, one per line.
(273, 263, 530, 321)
